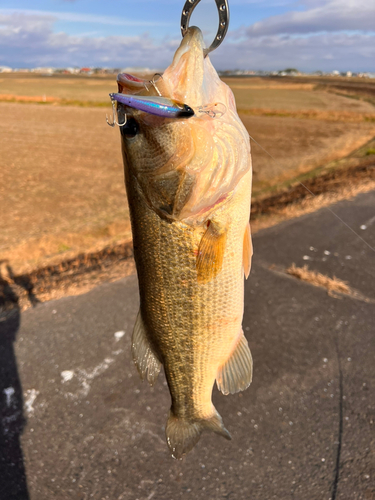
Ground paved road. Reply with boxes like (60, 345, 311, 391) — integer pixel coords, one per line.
(1, 190, 374, 500)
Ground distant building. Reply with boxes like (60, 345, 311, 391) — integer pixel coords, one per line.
(33, 67, 54, 74)
(0, 66, 12, 73)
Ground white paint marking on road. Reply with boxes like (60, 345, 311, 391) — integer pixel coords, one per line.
(4, 387, 15, 407)
(114, 330, 125, 341)
(62, 347, 126, 400)
(360, 215, 375, 232)
(24, 389, 40, 414)
(61, 370, 75, 383)
(65, 358, 115, 400)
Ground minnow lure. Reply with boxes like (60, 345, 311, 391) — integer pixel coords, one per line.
(109, 93, 195, 119)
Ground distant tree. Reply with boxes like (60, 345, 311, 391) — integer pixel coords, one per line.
(280, 68, 299, 74)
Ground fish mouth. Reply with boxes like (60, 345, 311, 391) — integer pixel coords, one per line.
(114, 28, 210, 115)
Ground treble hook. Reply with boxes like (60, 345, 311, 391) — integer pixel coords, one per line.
(106, 99, 127, 127)
(180, 0, 230, 57)
(149, 73, 164, 97)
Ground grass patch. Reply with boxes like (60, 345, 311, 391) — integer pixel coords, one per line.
(365, 148, 375, 155)
(238, 107, 374, 123)
(0, 94, 109, 108)
(286, 264, 350, 295)
(58, 243, 71, 253)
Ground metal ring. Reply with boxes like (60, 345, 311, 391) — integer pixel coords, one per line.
(181, 0, 230, 57)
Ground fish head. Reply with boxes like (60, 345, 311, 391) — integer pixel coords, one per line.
(120, 27, 251, 223)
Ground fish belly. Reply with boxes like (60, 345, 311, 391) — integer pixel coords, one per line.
(127, 168, 251, 399)
(125, 168, 252, 457)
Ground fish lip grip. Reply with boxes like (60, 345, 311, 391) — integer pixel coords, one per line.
(180, 0, 230, 57)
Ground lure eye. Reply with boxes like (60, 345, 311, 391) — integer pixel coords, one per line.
(120, 116, 139, 139)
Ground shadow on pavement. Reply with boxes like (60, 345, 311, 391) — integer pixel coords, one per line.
(0, 263, 30, 500)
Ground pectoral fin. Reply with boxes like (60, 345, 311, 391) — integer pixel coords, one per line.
(132, 311, 161, 386)
(196, 221, 227, 284)
(243, 222, 253, 279)
(216, 331, 253, 395)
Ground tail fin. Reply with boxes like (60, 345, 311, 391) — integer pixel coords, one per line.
(166, 409, 231, 459)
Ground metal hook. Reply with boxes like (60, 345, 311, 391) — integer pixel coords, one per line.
(149, 73, 164, 97)
(180, 0, 229, 57)
(106, 99, 127, 127)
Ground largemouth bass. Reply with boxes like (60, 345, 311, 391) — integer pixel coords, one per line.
(118, 27, 253, 458)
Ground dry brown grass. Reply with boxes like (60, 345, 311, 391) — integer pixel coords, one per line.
(286, 263, 350, 295)
(283, 263, 375, 303)
(242, 114, 375, 192)
(0, 94, 59, 103)
(251, 177, 375, 235)
(239, 107, 374, 123)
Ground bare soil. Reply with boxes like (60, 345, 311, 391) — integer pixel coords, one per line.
(1, 154, 374, 313)
(0, 74, 374, 277)
(0, 102, 130, 274)
(0, 73, 119, 102)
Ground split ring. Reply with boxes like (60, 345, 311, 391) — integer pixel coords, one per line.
(180, 0, 230, 57)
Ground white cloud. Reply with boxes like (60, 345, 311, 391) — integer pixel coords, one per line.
(0, 9, 374, 72)
(212, 32, 375, 71)
(0, 8, 171, 27)
(245, 0, 375, 36)
(0, 13, 178, 68)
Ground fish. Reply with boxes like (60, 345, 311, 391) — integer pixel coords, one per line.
(117, 26, 253, 459)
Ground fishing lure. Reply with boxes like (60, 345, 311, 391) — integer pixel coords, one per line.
(109, 93, 195, 119)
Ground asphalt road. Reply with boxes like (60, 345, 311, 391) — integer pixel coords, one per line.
(1, 190, 374, 500)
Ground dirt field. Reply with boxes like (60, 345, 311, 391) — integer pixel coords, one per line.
(0, 73, 118, 103)
(0, 74, 374, 274)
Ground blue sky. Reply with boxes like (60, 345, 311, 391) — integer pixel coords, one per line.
(0, 0, 374, 71)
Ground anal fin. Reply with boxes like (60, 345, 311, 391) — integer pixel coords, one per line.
(132, 311, 161, 386)
(243, 222, 253, 279)
(196, 221, 227, 284)
(216, 331, 253, 395)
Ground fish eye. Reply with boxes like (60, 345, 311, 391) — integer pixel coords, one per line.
(120, 116, 139, 139)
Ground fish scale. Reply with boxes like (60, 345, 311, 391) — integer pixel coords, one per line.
(120, 27, 253, 458)
(126, 164, 251, 423)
